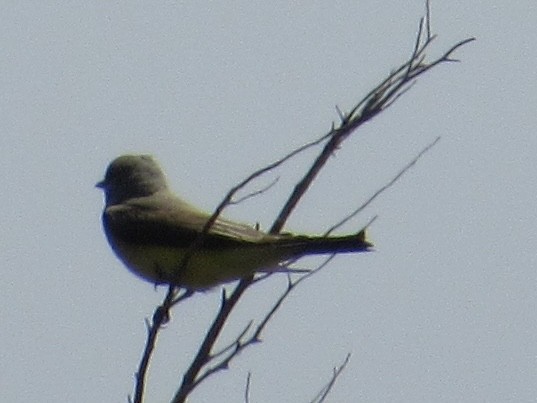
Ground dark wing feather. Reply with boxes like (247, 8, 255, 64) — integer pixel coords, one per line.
(103, 193, 272, 249)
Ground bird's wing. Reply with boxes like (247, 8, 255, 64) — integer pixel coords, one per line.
(103, 192, 272, 249)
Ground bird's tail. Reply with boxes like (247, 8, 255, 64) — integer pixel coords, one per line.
(280, 229, 373, 257)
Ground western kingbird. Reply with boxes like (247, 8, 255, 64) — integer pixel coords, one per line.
(97, 155, 372, 289)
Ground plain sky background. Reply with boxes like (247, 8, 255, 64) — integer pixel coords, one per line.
(1, 1, 536, 402)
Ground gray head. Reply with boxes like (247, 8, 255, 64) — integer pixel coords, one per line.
(97, 155, 169, 205)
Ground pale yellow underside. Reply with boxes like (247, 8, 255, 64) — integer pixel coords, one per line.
(111, 238, 284, 289)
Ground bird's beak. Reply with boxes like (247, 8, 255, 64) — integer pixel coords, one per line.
(96, 180, 105, 189)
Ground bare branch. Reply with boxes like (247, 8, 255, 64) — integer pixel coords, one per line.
(210, 321, 253, 361)
(172, 19, 473, 400)
(425, 0, 432, 40)
(230, 177, 280, 205)
(171, 287, 248, 402)
(184, 257, 336, 390)
(310, 353, 352, 403)
(269, 35, 473, 234)
(326, 136, 441, 235)
(171, 289, 195, 307)
(132, 286, 179, 403)
(244, 372, 252, 403)
(133, 2, 475, 401)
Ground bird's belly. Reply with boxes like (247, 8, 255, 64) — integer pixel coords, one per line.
(110, 240, 281, 289)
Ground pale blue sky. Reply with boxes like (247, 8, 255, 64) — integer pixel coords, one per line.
(1, 1, 536, 402)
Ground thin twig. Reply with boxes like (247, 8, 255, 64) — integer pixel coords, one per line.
(171, 288, 248, 402)
(190, 256, 338, 389)
(310, 353, 352, 403)
(230, 177, 280, 205)
(210, 321, 253, 361)
(244, 372, 252, 403)
(425, 0, 432, 40)
(326, 136, 441, 235)
(131, 286, 181, 403)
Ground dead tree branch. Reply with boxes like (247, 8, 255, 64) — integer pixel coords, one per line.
(131, 2, 475, 402)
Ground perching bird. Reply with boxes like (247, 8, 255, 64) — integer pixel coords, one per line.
(97, 155, 372, 289)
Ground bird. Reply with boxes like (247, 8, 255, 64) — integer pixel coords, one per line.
(97, 154, 372, 290)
